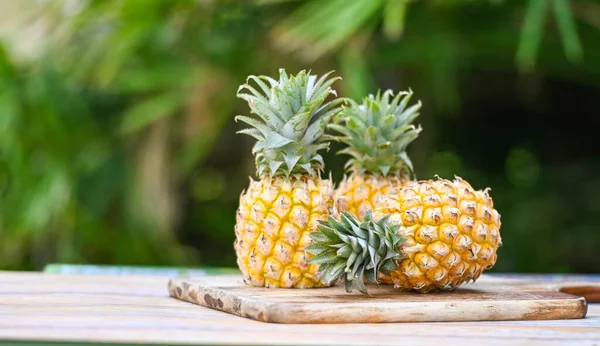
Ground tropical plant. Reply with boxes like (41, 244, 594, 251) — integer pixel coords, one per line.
(0, 0, 598, 273)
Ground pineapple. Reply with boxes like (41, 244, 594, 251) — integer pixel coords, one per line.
(234, 69, 344, 288)
(309, 176, 502, 294)
(331, 89, 422, 221)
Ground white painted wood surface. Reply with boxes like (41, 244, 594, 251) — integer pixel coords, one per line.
(0, 271, 599, 345)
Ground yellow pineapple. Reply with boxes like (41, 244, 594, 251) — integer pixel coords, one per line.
(331, 89, 422, 220)
(234, 69, 344, 288)
(308, 176, 502, 294)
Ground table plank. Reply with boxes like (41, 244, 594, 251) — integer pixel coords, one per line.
(0, 271, 599, 346)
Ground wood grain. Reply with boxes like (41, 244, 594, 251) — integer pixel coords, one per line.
(1, 271, 599, 345)
(167, 275, 589, 324)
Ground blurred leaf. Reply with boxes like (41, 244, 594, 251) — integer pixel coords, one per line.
(0, 47, 21, 143)
(116, 65, 198, 93)
(383, 0, 409, 41)
(177, 108, 233, 176)
(119, 91, 183, 134)
(271, 0, 384, 61)
(339, 30, 376, 101)
(253, 0, 302, 4)
(1, 0, 599, 274)
(96, 25, 151, 87)
(552, 0, 583, 63)
(516, 0, 549, 71)
(20, 165, 71, 231)
(426, 25, 461, 113)
(0, 91, 20, 142)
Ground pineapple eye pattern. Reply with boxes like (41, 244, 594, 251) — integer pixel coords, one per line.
(374, 177, 502, 293)
(234, 177, 335, 288)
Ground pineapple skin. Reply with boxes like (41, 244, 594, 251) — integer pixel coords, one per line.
(374, 177, 502, 292)
(234, 176, 334, 288)
(335, 174, 410, 221)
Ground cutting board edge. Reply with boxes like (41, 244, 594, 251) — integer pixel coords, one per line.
(167, 276, 589, 324)
(168, 276, 275, 322)
(252, 295, 589, 324)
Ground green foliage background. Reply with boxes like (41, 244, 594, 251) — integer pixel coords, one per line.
(0, 0, 599, 272)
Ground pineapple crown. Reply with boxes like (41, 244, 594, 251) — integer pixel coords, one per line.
(330, 89, 422, 178)
(305, 210, 405, 295)
(236, 69, 344, 179)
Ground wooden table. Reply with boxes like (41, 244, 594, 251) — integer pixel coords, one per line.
(1, 271, 599, 345)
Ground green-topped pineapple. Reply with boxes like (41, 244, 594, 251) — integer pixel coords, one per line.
(332, 89, 422, 220)
(234, 69, 344, 288)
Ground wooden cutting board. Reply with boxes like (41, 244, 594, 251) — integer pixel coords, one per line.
(167, 274, 598, 324)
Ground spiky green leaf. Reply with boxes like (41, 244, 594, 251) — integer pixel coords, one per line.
(307, 211, 405, 295)
(236, 69, 343, 178)
(309, 249, 338, 264)
(331, 89, 422, 177)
